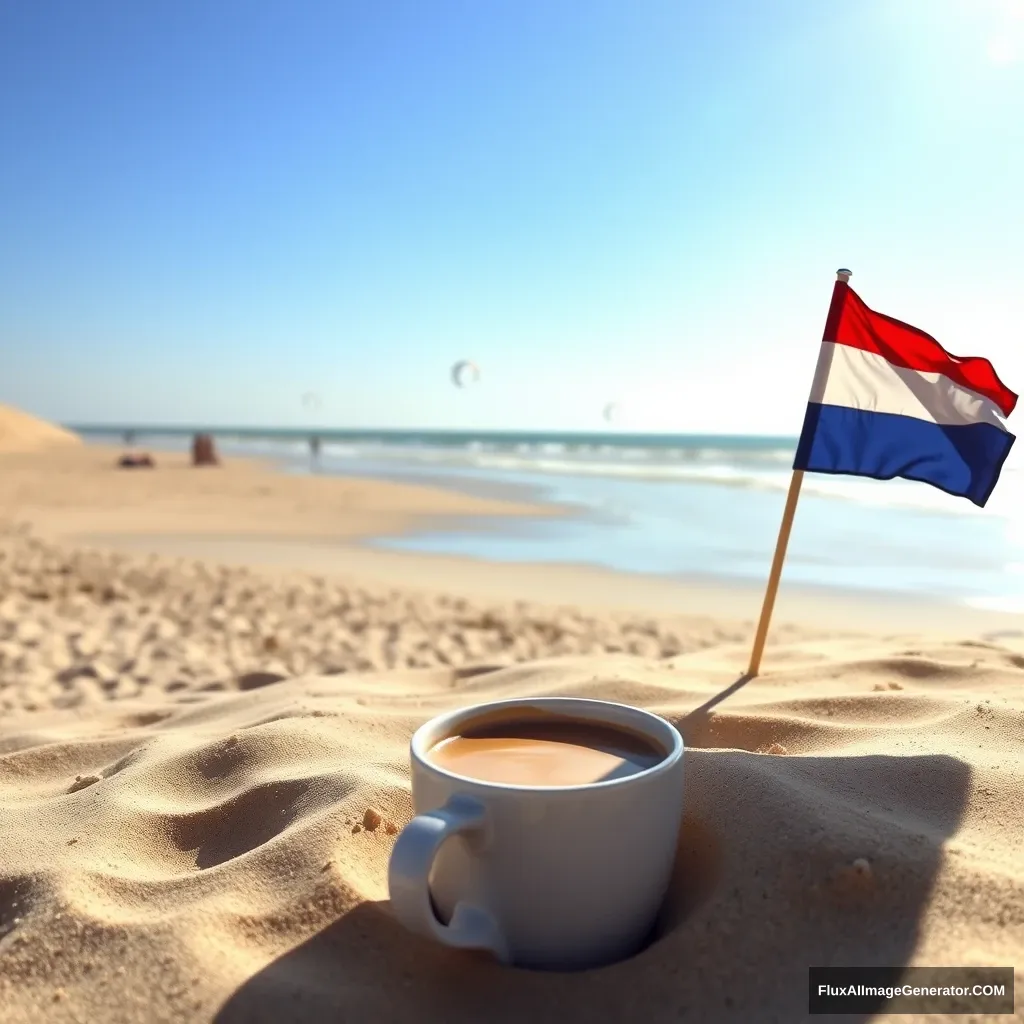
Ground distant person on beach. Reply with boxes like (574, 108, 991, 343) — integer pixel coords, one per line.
(191, 433, 219, 466)
(309, 435, 321, 471)
(117, 451, 154, 469)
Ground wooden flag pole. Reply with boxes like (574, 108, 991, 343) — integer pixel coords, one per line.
(746, 268, 852, 677)
(745, 467, 805, 676)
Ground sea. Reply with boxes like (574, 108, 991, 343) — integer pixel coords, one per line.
(73, 426, 1024, 612)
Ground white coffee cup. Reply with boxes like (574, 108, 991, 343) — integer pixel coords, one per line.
(387, 697, 685, 971)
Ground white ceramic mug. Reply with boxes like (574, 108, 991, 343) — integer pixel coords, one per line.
(387, 697, 685, 971)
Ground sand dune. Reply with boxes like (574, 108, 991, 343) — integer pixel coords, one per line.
(0, 522, 1021, 1023)
(0, 405, 81, 454)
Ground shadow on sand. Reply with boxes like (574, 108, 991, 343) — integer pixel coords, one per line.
(215, 673, 972, 1024)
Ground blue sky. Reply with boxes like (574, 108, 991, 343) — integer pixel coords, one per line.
(1, 0, 1022, 435)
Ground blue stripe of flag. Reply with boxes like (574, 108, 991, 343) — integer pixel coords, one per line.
(793, 403, 1015, 507)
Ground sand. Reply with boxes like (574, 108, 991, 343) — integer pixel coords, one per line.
(0, 405, 82, 454)
(0, 447, 1022, 1023)
(0, 443, 554, 540)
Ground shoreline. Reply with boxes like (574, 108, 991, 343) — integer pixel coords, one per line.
(3, 444, 1020, 639)
(66, 529, 1024, 639)
(73, 432, 1024, 618)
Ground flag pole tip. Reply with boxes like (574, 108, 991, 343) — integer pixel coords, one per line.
(836, 268, 852, 281)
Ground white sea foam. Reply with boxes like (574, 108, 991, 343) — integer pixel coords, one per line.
(306, 440, 1014, 519)
(964, 593, 1024, 613)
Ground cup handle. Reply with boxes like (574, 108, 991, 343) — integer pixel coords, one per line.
(388, 793, 510, 964)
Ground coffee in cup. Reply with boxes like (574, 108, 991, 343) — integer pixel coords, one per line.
(426, 712, 666, 786)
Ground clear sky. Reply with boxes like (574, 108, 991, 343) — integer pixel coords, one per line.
(1, 0, 1022, 436)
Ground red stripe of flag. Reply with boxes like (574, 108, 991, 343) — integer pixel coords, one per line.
(824, 283, 1017, 418)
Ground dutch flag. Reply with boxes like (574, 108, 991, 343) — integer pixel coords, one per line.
(793, 278, 1017, 508)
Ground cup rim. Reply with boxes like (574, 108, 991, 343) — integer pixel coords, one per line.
(409, 696, 684, 794)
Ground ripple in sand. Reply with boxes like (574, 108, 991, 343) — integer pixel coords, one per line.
(165, 777, 316, 869)
(0, 876, 38, 942)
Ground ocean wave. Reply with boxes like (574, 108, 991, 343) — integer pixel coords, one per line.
(81, 430, 1021, 520)
(241, 438, 1018, 518)
(318, 440, 797, 469)
(314, 443, 1005, 517)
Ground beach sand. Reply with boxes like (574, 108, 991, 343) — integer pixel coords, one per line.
(0, 444, 1021, 1023)
(0, 405, 82, 454)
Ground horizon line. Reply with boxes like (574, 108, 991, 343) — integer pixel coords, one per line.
(66, 423, 802, 441)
